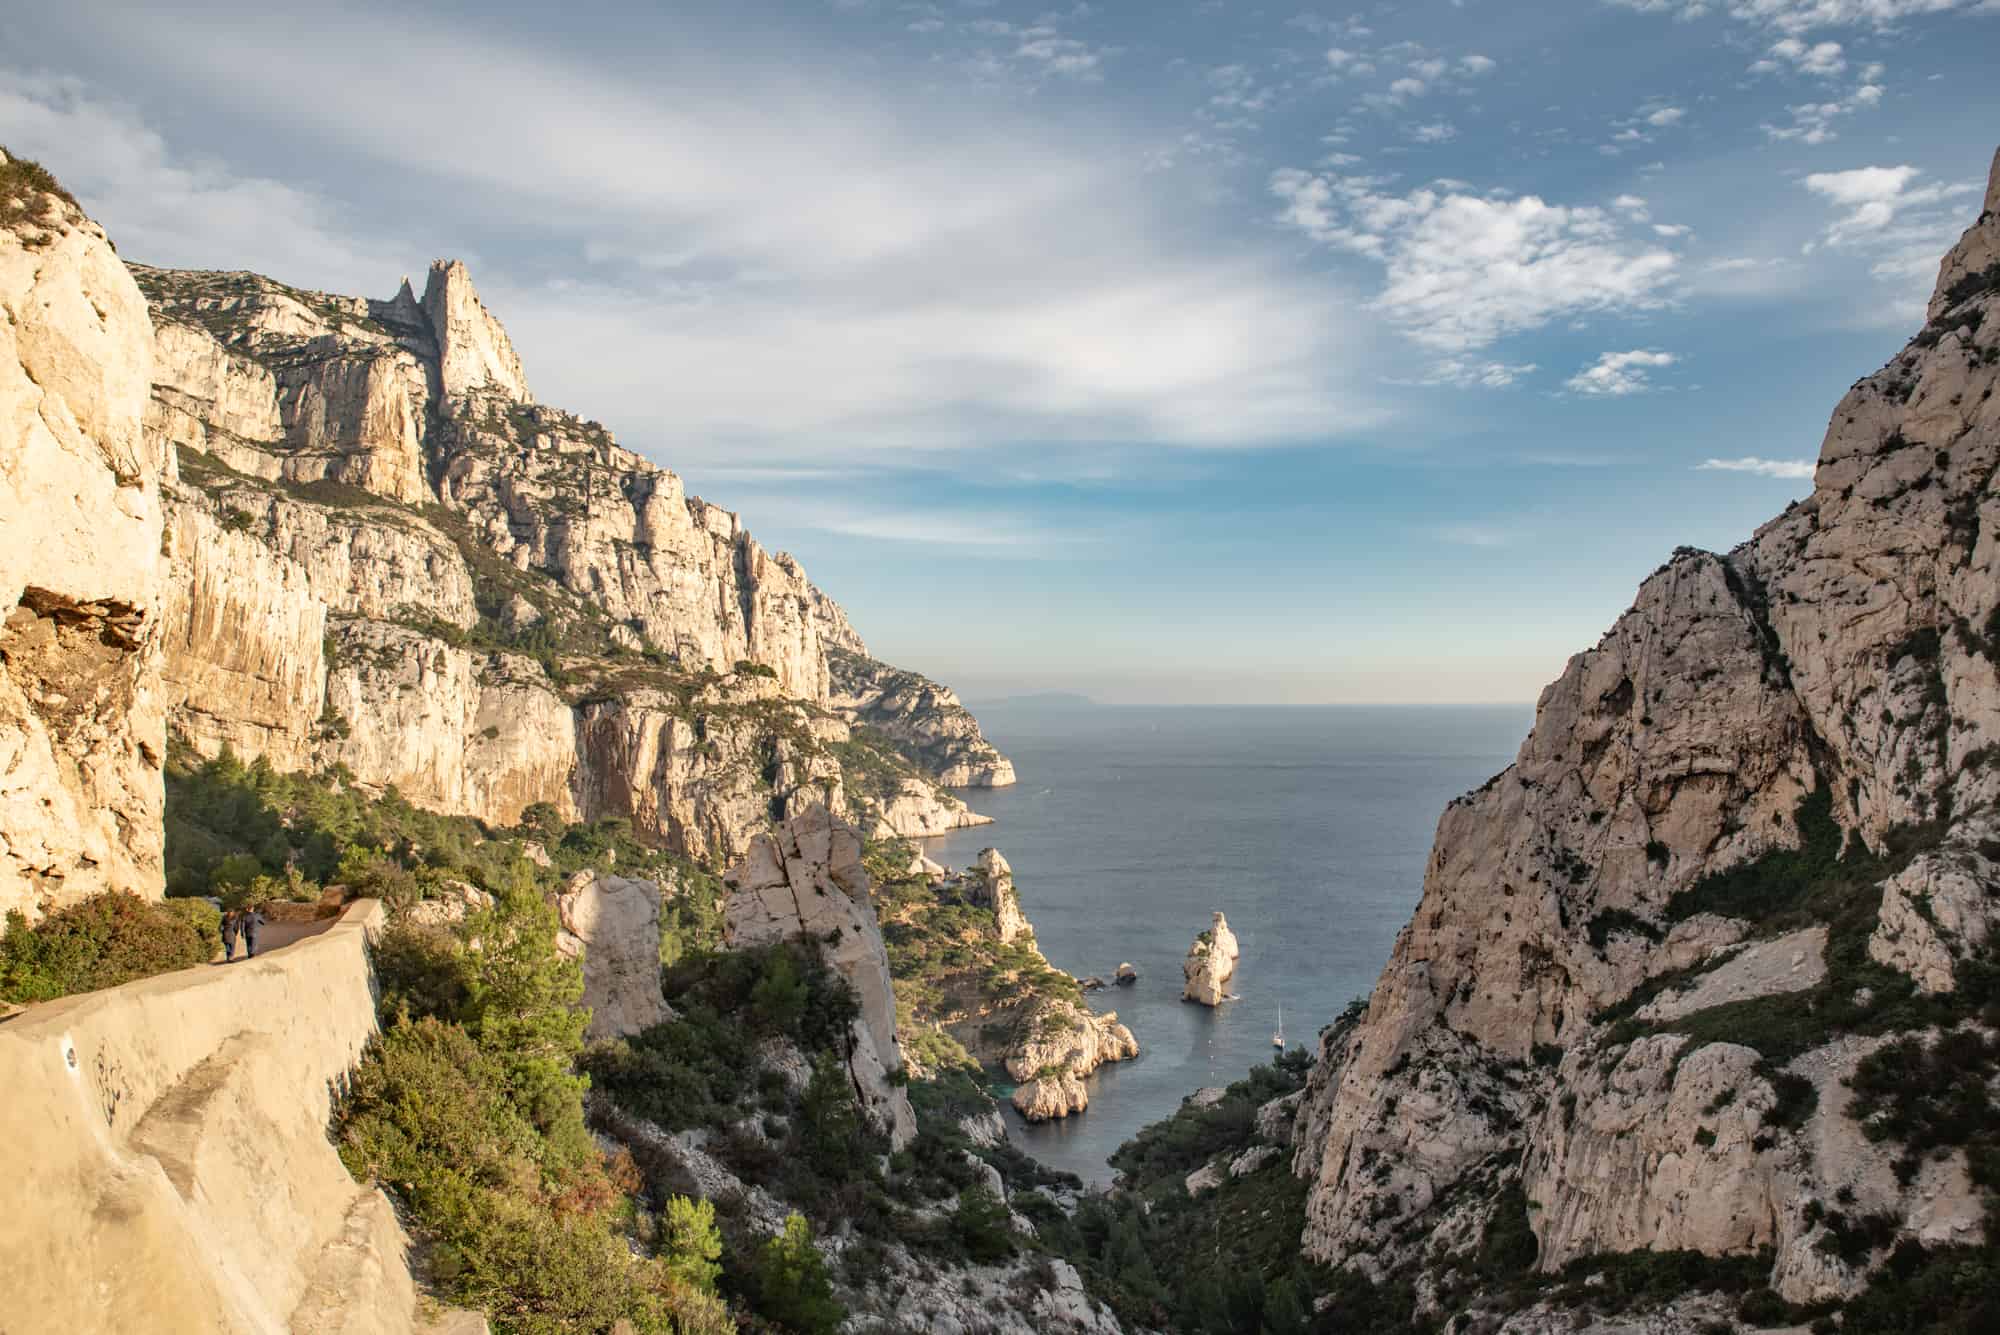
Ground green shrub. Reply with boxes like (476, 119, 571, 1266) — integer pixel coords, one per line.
(737, 1214, 844, 1335)
(952, 1184, 1015, 1264)
(1, 892, 215, 1002)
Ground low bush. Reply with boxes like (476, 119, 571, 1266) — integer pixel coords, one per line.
(1, 892, 219, 1002)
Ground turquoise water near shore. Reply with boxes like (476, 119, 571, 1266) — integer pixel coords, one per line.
(926, 701, 1532, 1185)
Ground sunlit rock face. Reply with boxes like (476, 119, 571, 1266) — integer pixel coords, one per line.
(0, 159, 169, 922)
(723, 806, 918, 1149)
(1292, 148, 2000, 1299)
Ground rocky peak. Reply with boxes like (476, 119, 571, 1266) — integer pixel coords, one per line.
(420, 258, 532, 403)
(1927, 145, 2000, 323)
(1293, 146, 2000, 1310)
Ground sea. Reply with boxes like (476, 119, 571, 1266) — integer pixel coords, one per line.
(926, 701, 1534, 1185)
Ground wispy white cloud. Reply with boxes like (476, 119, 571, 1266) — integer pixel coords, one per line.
(1697, 455, 1816, 477)
(1270, 170, 1681, 352)
(1388, 358, 1540, 389)
(0, 20, 1385, 459)
(1801, 163, 1981, 290)
(1566, 348, 1678, 395)
(1610, 0, 1991, 31)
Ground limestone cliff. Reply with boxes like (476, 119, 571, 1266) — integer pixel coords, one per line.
(127, 250, 1011, 864)
(722, 806, 918, 1149)
(1291, 146, 2000, 1312)
(828, 649, 1018, 787)
(1181, 910, 1240, 1006)
(0, 150, 169, 924)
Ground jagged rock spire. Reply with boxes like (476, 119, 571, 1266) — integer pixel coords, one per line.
(420, 259, 532, 403)
(1927, 145, 2000, 322)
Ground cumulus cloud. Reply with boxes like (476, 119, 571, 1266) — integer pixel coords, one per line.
(1751, 37, 1848, 73)
(1760, 78, 1884, 143)
(1270, 170, 1681, 351)
(1565, 348, 1678, 395)
(1801, 163, 1982, 291)
(1697, 456, 1817, 477)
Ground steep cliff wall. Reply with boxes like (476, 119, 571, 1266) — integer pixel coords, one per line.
(723, 806, 918, 1148)
(1292, 147, 2000, 1310)
(136, 254, 1010, 864)
(0, 900, 468, 1335)
(0, 151, 169, 923)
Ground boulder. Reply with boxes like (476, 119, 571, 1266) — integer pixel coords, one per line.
(554, 871, 673, 1041)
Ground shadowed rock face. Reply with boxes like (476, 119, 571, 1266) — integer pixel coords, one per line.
(1291, 147, 2000, 1302)
(0, 154, 168, 924)
(723, 806, 917, 1149)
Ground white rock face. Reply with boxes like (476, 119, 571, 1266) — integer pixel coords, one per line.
(323, 620, 578, 826)
(1292, 148, 2000, 1298)
(1866, 825, 2000, 993)
(554, 871, 674, 1040)
(827, 651, 1017, 787)
(1632, 926, 1826, 1024)
(723, 806, 917, 1149)
(967, 847, 1030, 944)
(422, 259, 532, 403)
(1182, 911, 1240, 1006)
(159, 499, 328, 772)
(0, 177, 168, 922)
(1006, 1004, 1139, 1122)
(1524, 1037, 1790, 1269)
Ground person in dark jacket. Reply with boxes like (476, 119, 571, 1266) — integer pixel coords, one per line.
(221, 908, 242, 963)
(239, 906, 266, 959)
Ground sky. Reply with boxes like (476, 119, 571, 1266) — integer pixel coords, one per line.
(3, 1, 1997, 704)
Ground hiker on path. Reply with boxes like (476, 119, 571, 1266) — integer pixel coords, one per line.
(239, 906, 266, 960)
(221, 908, 242, 963)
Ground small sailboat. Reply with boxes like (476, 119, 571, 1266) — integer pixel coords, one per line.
(1272, 1003, 1286, 1049)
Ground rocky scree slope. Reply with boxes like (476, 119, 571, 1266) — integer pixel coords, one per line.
(125, 251, 1010, 878)
(1290, 147, 2000, 1321)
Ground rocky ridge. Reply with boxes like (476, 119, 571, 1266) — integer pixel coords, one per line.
(1289, 146, 2000, 1319)
(118, 252, 1013, 875)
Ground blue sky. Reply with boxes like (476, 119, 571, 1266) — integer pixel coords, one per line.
(4, 0, 1996, 703)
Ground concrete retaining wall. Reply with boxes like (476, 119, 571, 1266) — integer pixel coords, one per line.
(0, 899, 457, 1335)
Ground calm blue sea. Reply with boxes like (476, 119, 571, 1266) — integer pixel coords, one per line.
(925, 702, 1532, 1185)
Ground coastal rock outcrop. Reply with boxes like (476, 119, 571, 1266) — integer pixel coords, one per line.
(1289, 145, 2000, 1312)
(723, 807, 917, 1149)
(554, 870, 674, 1041)
(827, 650, 1018, 787)
(966, 847, 1030, 944)
(1181, 911, 1240, 1006)
(0, 156, 168, 923)
(1007, 1003, 1139, 1122)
